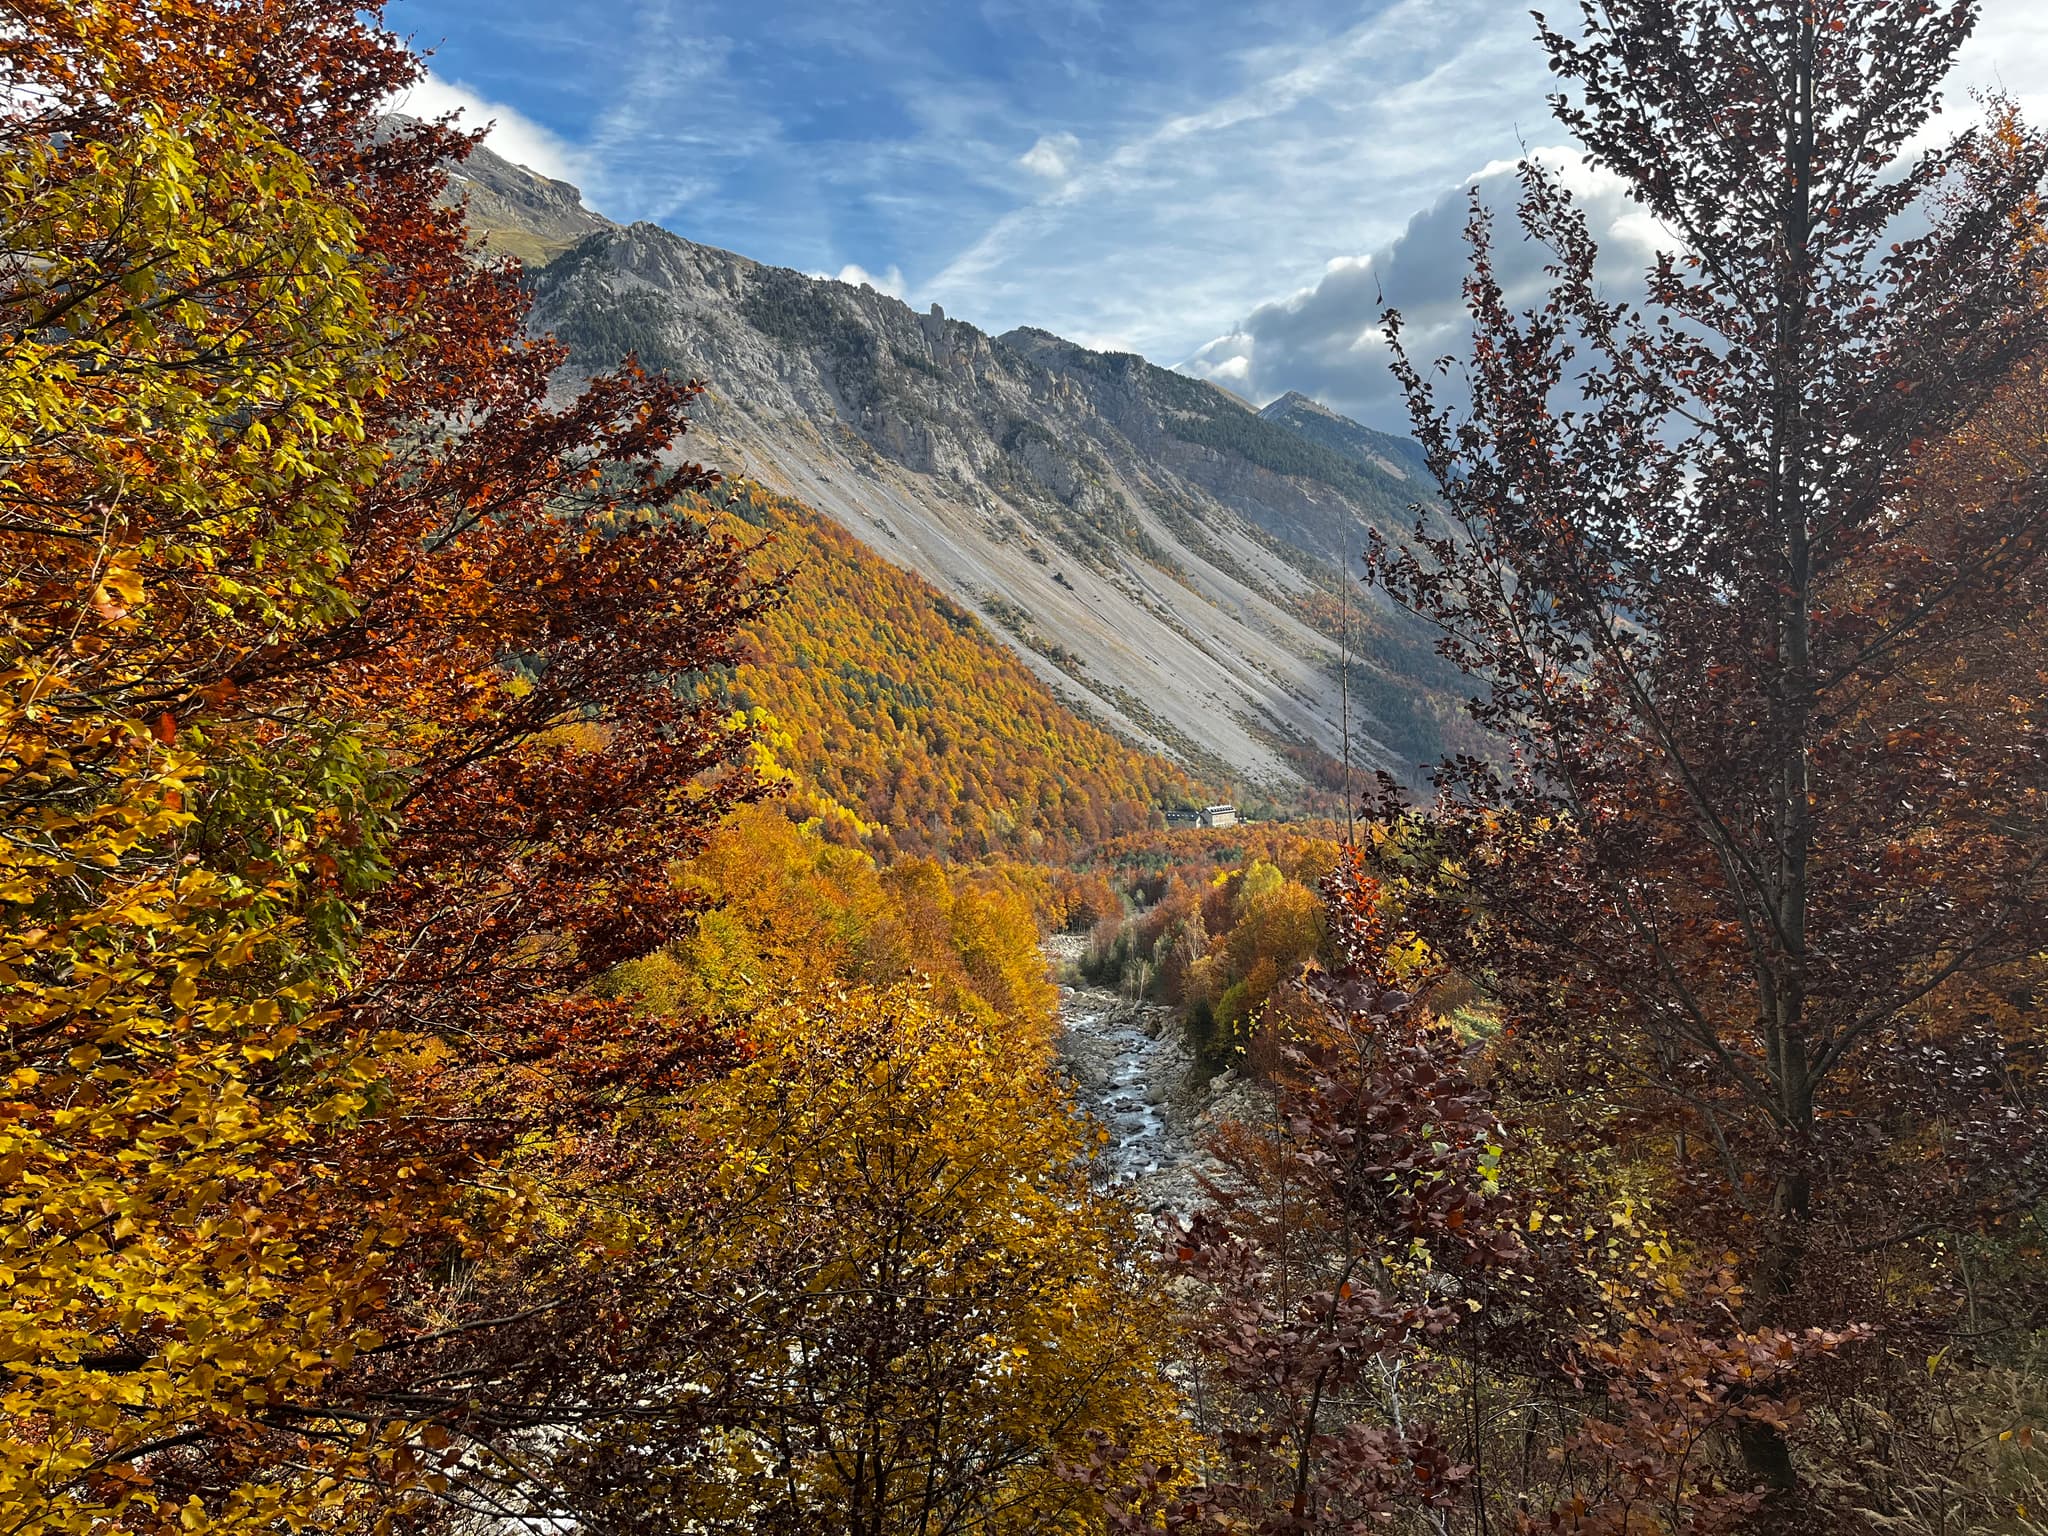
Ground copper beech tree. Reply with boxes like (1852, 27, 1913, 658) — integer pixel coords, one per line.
(1151, 863, 1518, 1534)
(1083, 860, 1872, 1535)
(1365, 0, 2048, 1525)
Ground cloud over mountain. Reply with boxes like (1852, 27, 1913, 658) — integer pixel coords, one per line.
(387, 69, 591, 195)
(1175, 0, 2048, 433)
(1182, 152, 1668, 431)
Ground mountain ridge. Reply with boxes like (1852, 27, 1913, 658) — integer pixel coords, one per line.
(449, 142, 1471, 793)
(1258, 389, 1432, 486)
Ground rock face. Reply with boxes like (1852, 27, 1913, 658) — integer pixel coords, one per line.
(442, 147, 612, 267)
(475, 144, 1461, 790)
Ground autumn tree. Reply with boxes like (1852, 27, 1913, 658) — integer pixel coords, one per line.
(1077, 832, 1346, 1064)
(1368, 0, 2048, 1523)
(1163, 966, 1516, 1527)
(3, 2, 767, 1530)
(0, 81, 406, 1536)
(1089, 861, 1878, 1536)
(448, 983, 1188, 1535)
(1065, 861, 1509, 1533)
(701, 481, 1190, 859)
(605, 802, 1058, 1034)
(1190, 859, 1328, 1054)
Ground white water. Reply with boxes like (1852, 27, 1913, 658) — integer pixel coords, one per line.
(1059, 986, 1182, 1186)
(1048, 963, 1233, 1217)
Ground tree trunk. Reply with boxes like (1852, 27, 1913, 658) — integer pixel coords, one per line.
(1737, 17, 1822, 1526)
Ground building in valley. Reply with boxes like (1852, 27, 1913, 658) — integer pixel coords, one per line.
(1164, 803, 1239, 829)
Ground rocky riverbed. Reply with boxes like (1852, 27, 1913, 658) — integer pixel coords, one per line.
(1044, 936, 1257, 1218)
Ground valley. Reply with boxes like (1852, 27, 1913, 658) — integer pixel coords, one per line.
(453, 143, 1471, 798)
(21, 7, 2045, 1531)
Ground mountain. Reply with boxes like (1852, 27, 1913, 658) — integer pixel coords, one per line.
(440, 141, 611, 266)
(460, 144, 1469, 793)
(1258, 391, 1432, 485)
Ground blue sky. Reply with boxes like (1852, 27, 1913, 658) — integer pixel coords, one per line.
(388, 0, 2048, 430)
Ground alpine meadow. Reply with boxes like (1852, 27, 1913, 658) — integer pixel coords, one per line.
(3, 2, 2045, 1534)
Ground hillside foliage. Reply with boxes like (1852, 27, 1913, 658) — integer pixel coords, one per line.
(706, 482, 1198, 857)
(604, 802, 1065, 1033)
(0, 6, 1171, 1534)
(1077, 827, 1347, 1063)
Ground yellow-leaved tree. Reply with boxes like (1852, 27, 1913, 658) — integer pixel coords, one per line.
(0, 89, 407, 1536)
(514, 983, 1190, 1534)
(6, 5, 777, 1532)
(609, 803, 1057, 1035)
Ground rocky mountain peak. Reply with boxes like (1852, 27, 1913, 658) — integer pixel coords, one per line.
(1258, 387, 1430, 485)
(1263, 389, 1331, 418)
(471, 157, 1467, 792)
(438, 139, 613, 266)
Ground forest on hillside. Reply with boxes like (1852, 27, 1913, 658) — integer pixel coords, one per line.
(702, 482, 1199, 857)
(3, 3, 2045, 1535)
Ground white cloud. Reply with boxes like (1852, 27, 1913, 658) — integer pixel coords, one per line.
(579, 7, 766, 226)
(387, 70, 591, 193)
(1182, 149, 1658, 430)
(820, 263, 909, 299)
(1957, 0, 2048, 127)
(1177, 4, 2048, 434)
(1019, 131, 1081, 181)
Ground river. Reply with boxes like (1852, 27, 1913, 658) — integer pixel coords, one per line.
(1045, 937, 1236, 1217)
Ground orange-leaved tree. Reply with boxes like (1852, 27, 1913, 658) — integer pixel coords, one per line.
(607, 803, 1059, 1035)
(2, 3, 769, 1532)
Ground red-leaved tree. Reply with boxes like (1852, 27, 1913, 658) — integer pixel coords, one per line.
(6, 1, 775, 1523)
(1074, 860, 1520, 1532)
(1368, 1, 2048, 1524)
